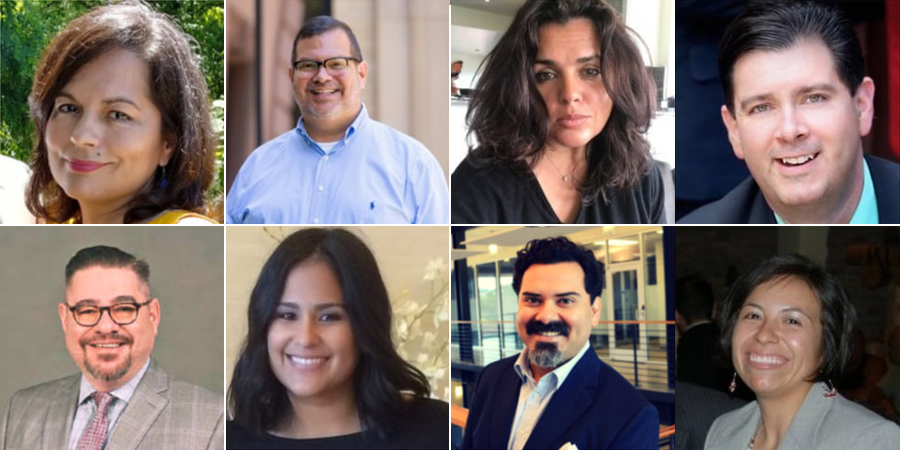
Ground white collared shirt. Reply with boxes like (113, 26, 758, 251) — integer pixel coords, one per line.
(507, 342, 592, 450)
(67, 359, 151, 450)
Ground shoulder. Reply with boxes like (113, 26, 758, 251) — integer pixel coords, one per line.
(677, 176, 761, 223)
(477, 355, 519, 384)
(365, 119, 436, 161)
(149, 210, 218, 225)
(705, 401, 758, 449)
(451, 156, 525, 223)
(821, 396, 900, 443)
(236, 130, 298, 175)
(452, 155, 519, 185)
(393, 397, 450, 448)
(162, 374, 224, 407)
(226, 420, 274, 448)
(7, 374, 79, 405)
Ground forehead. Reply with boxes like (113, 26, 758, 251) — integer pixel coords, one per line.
(294, 28, 353, 59)
(280, 259, 344, 304)
(66, 266, 146, 302)
(520, 262, 586, 292)
(731, 39, 847, 100)
(62, 48, 152, 100)
(536, 18, 599, 58)
(743, 276, 822, 316)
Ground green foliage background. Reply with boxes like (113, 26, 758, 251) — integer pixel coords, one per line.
(0, 0, 224, 198)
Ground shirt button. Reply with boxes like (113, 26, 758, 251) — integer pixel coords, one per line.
(313, 218, 320, 224)
(318, 185, 324, 192)
(323, 155, 330, 161)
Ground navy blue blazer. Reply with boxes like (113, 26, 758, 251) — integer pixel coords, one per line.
(678, 154, 900, 224)
(461, 349, 659, 450)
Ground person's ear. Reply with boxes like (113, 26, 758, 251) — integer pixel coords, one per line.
(854, 77, 875, 137)
(357, 61, 369, 90)
(721, 105, 745, 160)
(59, 302, 70, 332)
(158, 133, 176, 167)
(148, 298, 160, 335)
(590, 296, 601, 327)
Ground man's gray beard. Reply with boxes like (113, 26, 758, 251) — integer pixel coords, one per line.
(84, 355, 131, 382)
(528, 342, 566, 369)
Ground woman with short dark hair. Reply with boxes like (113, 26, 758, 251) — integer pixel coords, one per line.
(26, 1, 217, 224)
(451, 0, 664, 224)
(227, 228, 448, 449)
(706, 254, 900, 449)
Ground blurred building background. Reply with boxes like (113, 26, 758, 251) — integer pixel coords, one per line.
(225, 0, 449, 192)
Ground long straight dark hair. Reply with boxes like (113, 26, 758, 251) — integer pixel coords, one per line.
(466, 0, 655, 203)
(228, 228, 431, 439)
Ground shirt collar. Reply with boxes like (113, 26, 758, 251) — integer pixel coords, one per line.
(294, 103, 369, 150)
(774, 157, 878, 224)
(514, 341, 591, 390)
(77, 358, 151, 406)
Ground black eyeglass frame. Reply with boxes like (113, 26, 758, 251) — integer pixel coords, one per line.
(63, 299, 155, 327)
(291, 56, 361, 73)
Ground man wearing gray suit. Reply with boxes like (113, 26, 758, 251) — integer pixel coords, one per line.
(0, 246, 223, 450)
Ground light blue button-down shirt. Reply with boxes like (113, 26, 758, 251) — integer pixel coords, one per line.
(226, 104, 449, 224)
(775, 157, 878, 224)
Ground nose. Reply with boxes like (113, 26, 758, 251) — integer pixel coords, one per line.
(558, 72, 583, 105)
(753, 317, 779, 344)
(69, 113, 100, 149)
(92, 308, 120, 332)
(534, 301, 560, 324)
(295, 316, 322, 347)
(774, 105, 809, 143)
(310, 63, 334, 83)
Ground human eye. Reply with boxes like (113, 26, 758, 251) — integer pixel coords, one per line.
(521, 296, 541, 306)
(581, 67, 601, 79)
(319, 311, 344, 322)
(295, 61, 319, 72)
(108, 111, 132, 122)
(326, 58, 349, 71)
(56, 103, 79, 114)
(741, 310, 761, 320)
(75, 306, 99, 318)
(112, 304, 137, 314)
(275, 309, 297, 321)
(749, 104, 770, 115)
(804, 93, 828, 104)
(557, 297, 575, 306)
(786, 317, 802, 326)
(534, 71, 556, 83)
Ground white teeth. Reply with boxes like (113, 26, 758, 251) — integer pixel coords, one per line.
(92, 343, 122, 348)
(539, 331, 560, 337)
(289, 356, 326, 366)
(781, 154, 815, 165)
(749, 354, 785, 365)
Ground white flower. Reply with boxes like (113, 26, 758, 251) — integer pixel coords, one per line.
(423, 258, 444, 281)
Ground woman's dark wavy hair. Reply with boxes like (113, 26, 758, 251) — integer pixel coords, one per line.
(717, 254, 857, 385)
(228, 228, 431, 440)
(26, 1, 216, 223)
(466, 0, 655, 203)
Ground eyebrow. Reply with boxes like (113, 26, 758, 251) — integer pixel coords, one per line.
(738, 83, 839, 112)
(277, 302, 345, 311)
(57, 91, 141, 109)
(521, 291, 582, 298)
(72, 296, 139, 307)
(534, 54, 601, 67)
(742, 302, 814, 320)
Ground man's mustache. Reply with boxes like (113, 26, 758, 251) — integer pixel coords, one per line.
(525, 320, 569, 337)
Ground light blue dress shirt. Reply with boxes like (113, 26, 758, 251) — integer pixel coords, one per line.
(775, 157, 878, 224)
(226, 104, 449, 224)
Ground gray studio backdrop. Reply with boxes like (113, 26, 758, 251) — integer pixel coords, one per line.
(0, 226, 224, 411)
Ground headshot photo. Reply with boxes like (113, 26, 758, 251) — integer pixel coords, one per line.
(450, 0, 675, 224)
(0, 0, 225, 224)
(0, 227, 225, 450)
(677, 1, 900, 224)
(675, 226, 900, 449)
(224, 0, 449, 225)
(451, 226, 674, 450)
(225, 226, 449, 448)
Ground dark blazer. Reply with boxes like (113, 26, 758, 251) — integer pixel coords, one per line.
(461, 349, 659, 450)
(678, 154, 900, 224)
(676, 322, 731, 393)
(0, 361, 223, 450)
(673, 381, 746, 450)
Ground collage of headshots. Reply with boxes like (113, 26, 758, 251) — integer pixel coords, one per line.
(0, 0, 898, 450)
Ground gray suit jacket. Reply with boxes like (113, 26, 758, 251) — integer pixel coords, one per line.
(0, 361, 223, 450)
(705, 383, 900, 450)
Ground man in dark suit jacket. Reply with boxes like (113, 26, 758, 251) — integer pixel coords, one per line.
(676, 274, 731, 393)
(679, 2, 900, 224)
(0, 246, 223, 450)
(462, 237, 659, 450)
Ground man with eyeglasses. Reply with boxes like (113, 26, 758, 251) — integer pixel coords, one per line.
(226, 15, 449, 224)
(0, 246, 223, 450)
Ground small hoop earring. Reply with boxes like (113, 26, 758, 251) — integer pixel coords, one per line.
(729, 372, 737, 394)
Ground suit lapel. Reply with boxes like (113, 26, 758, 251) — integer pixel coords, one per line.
(522, 351, 598, 449)
(781, 383, 832, 450)
(490, 366, 525, 449)
(107, 362, 169, 450)
(43, 375, 80, 450)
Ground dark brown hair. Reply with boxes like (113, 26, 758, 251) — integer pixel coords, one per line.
(26, 1, 216, 223)
(466, 0, 655, 203)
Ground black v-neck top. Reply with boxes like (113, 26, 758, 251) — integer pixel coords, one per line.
(226, 397, 448, 449)
(451, 157, 665, 224)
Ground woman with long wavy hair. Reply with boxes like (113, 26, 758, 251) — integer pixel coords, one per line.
(25, 1, 217, 224)
(227, 228, 448, 449)
(451, 0, 664, 224)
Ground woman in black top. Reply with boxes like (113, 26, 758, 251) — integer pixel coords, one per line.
(451, 0, 665, 224)
(227, 229, 448, 449)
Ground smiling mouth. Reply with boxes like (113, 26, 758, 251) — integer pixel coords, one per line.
(310, 89, 340, 95)
(288, 355, 328, 367)
(748, 353, 788, 366)
(778, 153, 818, 167)
(67, 159, 107, 173)
(536, 331, 563, 337)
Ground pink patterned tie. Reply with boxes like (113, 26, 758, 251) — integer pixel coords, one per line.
(76, 392, 114, 450)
